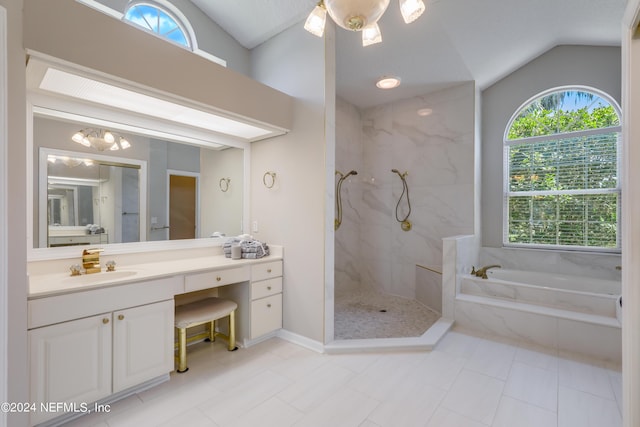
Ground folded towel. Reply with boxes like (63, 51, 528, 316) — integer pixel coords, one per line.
(223, 238, 270, 259)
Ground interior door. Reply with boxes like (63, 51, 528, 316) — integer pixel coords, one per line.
(169, 174, 197, 240)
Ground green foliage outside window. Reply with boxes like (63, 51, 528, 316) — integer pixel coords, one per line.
(505, 90, 620, 249)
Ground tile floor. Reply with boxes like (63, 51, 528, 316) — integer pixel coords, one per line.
(334, 290, 440, 339)
(62, 331, 622, 427)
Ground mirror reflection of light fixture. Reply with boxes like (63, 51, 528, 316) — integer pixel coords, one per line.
(47, 154, 95, 168)
(71, 128, 131, 151)
(304, 0, 426, 46)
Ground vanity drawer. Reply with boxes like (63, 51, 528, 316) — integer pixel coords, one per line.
(250, 293, 282, 338)
(251, 277, 282, 300)
(251, 261, 282, 282)
(184, 267, 250, 293)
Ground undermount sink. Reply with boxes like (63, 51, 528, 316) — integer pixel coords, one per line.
(60, 270, 138, 285)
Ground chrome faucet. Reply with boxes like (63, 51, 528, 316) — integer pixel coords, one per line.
(471, 264, 501, 279)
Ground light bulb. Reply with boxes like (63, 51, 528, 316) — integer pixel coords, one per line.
(71, 131, 85, 144)
(81, 136, 91, 147)
(304, 2, 327, 37)
(399, 0, 425, 24)
(119, 137, 131, 149)
(103, 131, 115, 143)
(362, 23, 382, 46)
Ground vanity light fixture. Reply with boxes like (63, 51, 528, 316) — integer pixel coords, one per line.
(71, 128, 131, 151)
(376, 76, 401, 89)
(304, 0, 426, 47)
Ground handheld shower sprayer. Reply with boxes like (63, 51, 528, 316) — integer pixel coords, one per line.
(391, 169, 412, 231)
(335, 169, 358, 230)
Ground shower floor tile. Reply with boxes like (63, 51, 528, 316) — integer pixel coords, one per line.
(334, 289, 440, 339)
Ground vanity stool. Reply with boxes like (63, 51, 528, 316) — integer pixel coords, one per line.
(174, 297, 238, 373)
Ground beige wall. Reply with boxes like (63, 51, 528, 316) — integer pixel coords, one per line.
(23, 0, 292, 133)
(250, 24, 331, 343)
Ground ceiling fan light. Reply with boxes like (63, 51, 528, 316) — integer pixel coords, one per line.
(325, 0, 390, 31)
(399, 0, 425, 24)
(304, 2, 327, 37)
(81, 136, 91, 147)
(119, 137, 131, 149)
(362, 23, 382, 46)
(71, 131, 86, 144)
(103, 131, 115, 143)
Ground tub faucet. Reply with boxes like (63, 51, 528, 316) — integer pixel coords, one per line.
(471, 264, 501, 279)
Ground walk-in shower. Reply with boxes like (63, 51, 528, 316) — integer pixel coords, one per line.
(333, 163, 441, 340)
(333, 85, 476, 343)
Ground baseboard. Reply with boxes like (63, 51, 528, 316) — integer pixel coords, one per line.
(276, 329, 325, 353)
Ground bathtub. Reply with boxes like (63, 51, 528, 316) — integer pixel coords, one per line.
(455, 268, 622, 363)
(460, 268, 621, 319)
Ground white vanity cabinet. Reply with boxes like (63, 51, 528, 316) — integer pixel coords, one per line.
(28, 277, 179, 426)
(250, 261, 283, 339)
(29, 313, 112, 425)
(219, 260, 283, 344)
(112, 300, 174, 392)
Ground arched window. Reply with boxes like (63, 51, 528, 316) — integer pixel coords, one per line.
(504, 87, 621, 250)
(124, 1, 192, 49)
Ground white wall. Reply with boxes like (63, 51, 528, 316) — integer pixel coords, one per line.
(481, 45, 622, 248)
(335, 83, 476, 301)
(250, 23, 331, 343)
(0, 1, 28, 425)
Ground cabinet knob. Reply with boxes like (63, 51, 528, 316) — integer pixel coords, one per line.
(267, 269, 272, 273)
(216, 276, 222, 282)
(267, 303, 272, 308)
(102, 318, 109, 324)
(267, 286, 272, 290)
(118, 314, 125, 320)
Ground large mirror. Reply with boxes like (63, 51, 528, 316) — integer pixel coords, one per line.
(33, 115, 245, 249)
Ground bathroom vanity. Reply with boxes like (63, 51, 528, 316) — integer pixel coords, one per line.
(27, 246, 283, 426)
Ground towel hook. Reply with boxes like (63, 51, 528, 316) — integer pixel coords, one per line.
(263, 171, 276, 189)
(219, 177, 230, 192)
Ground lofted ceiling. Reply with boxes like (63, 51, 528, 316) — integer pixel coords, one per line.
(191, 0, 625, 109)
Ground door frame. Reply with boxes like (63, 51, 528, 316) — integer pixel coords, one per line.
(0, 5, 8, 424)
(166, 169, 200, 239)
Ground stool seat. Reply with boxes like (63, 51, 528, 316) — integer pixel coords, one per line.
(174, 297, 238, 373)
(175, 298, 238, 329)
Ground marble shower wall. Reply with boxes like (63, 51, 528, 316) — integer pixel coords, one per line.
(335, 83, 476, 300)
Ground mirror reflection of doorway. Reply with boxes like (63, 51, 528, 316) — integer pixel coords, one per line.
(168, 172, 198, 240)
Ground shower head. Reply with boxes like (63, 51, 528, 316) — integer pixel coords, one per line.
(391, 169, 399, 173)
(346, 170, 358, 177)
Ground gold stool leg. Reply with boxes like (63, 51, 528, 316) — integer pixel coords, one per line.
(177, 327, 188, 373)
(208, 320, 216, 342)
(228, 310, 237, 351)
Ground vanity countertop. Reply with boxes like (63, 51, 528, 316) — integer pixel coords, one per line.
(28, 248, 283, 299)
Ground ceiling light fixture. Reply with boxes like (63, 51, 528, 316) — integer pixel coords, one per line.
(71, 128, 131, 151)
(376, 76, 401, 89)
(417, 107, 433, 116)
(304, 0, 426, 47)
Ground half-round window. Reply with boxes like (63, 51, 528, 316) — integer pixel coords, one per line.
(124, 2, 191, 49)
(504, 87, 622, 250)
